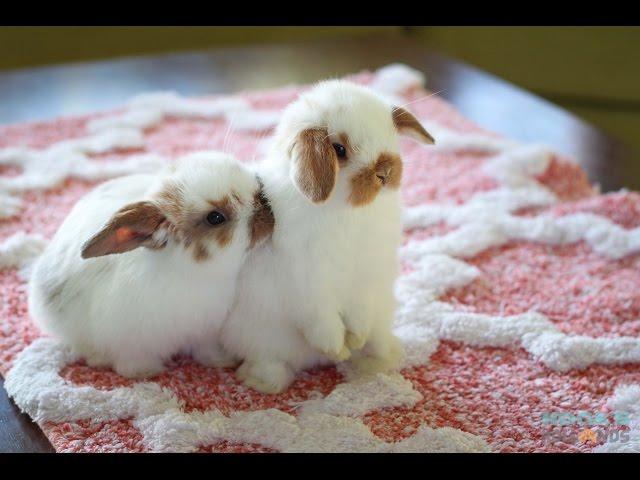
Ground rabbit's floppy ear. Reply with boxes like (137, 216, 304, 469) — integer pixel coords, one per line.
(81, 201, 167, 258)
(289, 127, 338, 203)
(392, 106, 435, 144)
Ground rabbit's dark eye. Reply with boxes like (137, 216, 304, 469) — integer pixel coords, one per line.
(332, 143, 347, 159)
(206, 211, 226, 226)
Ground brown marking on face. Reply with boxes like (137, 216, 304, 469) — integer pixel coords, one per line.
(81, 201, 167, 258)
(348, 152, 402, 207)
(183, 196, 236, 262)
(249, 181, 275, 248)
(193, 241, 210, 262)
(291, 127, 338, 203)
(156, 182, 237, 262)
(375, 152, 403, 189)
(207, 197, 235, 248)
(392, 106, 435, 144)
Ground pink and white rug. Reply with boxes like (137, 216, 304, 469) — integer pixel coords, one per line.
(2, 64, 640, 453)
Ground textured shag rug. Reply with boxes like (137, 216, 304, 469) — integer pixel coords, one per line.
(2, 64, 640, 453)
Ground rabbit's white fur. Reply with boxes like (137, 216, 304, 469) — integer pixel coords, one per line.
(29, 152, 271, 378)
(221, 80, 433, 393)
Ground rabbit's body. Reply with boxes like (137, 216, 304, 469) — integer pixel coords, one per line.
(222, 80, 433, 393)
(223, 160, 402, 392)
(29, 152, 274, 378)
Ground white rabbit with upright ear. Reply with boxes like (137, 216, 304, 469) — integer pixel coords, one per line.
(221, 80, 434, 393)
(29, 152, 274, 378)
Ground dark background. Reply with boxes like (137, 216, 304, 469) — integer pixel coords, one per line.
(1, 26, 638, 159)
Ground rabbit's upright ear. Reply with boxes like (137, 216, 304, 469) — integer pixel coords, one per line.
(81, 201, 167, 258)
(290, 127, 338, 203)
(392, 106, 435, 144)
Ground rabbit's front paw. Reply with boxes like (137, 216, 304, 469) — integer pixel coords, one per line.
(236, 360, 294, 394)
(345, 331, 367, 350)
(243, 375, 285, 394)
(304, 316, 350, 361)
(354, 332, 405, 374)
(340, 310, 372, 352)
(327, 344, 351, 362)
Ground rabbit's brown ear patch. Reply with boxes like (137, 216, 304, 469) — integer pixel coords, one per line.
(249, 182, 275, 248)
(291, 127, 338, 203)
(81, 201, 166, 258)
(392, 106, 435, 144)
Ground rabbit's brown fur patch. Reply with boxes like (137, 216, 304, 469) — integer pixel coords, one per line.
(156, 184, 237, 262)
(249, 182, 275, 248)
(348, 152, 402, 207)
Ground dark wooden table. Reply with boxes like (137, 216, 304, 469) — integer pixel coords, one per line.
(0, 33, 635, 453)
